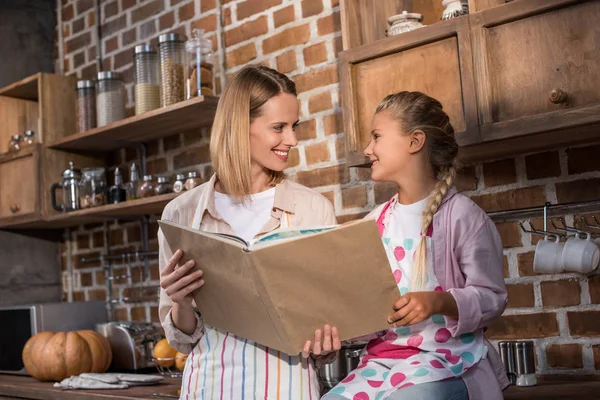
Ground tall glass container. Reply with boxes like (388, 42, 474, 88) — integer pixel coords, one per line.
(96, 71, 125, 126)
(158, 33, 186, 107)
(76, 80, 96, 133)
(185, 29, 215, 99)
(134, 45, 161, 115)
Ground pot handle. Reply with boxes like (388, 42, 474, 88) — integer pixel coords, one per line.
(51, 182, 64, 212)
(345, 348, 363, 358)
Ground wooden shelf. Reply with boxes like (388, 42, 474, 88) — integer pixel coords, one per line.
(0, 144, 39, 163)
(0, 73, 40, 101)
(48, 96, 219, 152)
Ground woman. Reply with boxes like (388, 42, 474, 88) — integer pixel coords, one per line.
(158, 65, 340, 399)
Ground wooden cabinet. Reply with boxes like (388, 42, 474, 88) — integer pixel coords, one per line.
(340, 17, 479, 166)
(0, 147, 40, 223)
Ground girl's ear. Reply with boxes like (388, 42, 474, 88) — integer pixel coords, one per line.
(408, 129, 427, 154)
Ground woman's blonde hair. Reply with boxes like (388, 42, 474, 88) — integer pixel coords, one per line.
(376, 91, 459, 291)
(210, 65, 297, 198)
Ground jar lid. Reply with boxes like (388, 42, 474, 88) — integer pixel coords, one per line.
(11, 134, 21, 140)
(157, 176, 168, 183)
(143, 175, 154, 181)
(176, 174, 186, 180)
(158, 33, 186, 44)
(82, 167, 106, 176)
(387, 10, 424, 25)
(63, 161, 82, 179)
(185, 28, 213, 53)
(134, 44, 155, 54)
(76, 80, 95, 89)
(97, 71, 124, 81)
(24, 130, 35, 137)
(187, 171, 198, 178)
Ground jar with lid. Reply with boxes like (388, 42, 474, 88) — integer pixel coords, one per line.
(138, 175, 155, 198)
(185, 29, 215, 99)
(79, 168, 107, 208)
(173, 173, 186, 193)
(386, 11, 425, 36)
(51, 161, 81, 212)
(184, 171, 203, 191)
(158, 33, 187, 107)
(134, 45, 161, 115)
(76, 80, 96, 133)
(20, 130, 37, 148)
(96, 71, 125, 127)
(7, 134, 22, 152)
(155, 176, 173, 195)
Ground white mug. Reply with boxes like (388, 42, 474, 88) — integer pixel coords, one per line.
(562, 232, 600, 274)
(533, 235, 564, 274)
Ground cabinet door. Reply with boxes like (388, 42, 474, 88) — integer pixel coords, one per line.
(340, 17, 479, 166)
(0, 151, 39, 219)
(471, 0, 600, 142)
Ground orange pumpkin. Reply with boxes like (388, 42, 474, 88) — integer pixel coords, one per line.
(22, 330, 112, 381)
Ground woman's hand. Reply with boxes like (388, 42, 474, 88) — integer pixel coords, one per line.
(302, 324, 341, 359)
(160, 249, 204, 308)
(388, 291, 458, 327)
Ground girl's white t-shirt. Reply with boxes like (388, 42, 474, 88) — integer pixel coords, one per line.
(214, 187, 276, 243)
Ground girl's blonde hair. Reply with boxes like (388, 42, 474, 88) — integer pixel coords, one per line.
(210, 65, 297, 199)
(376, 91, 459, 291)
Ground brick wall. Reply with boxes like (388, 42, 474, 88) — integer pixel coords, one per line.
(56, 0, 600, 376)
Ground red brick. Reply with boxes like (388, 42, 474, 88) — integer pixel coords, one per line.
(114, 46, 134, 69)
(503, 255, 509, 278)
(223, 6, 232, 26)
(140, 20, 156, 38)
(483, 158, 516, 187)
(81, 63, 98, 80)
(486, 313, 559, 339)
(104, 36, 118, 54)
(170, 0, 187, 5)
(333, 36, 343, 57)
(201, 0, 216, 12)
(62, 4, 74, 21)
(163, 134, 181, 152)
(173, 145, 211, 169)
(122, 27, 137, 46)
(342, 186, 368, 209)
(517, 251, 535, 276)
(88, 289, 107, 301)
(546, 344, 583, 369)
(295, 119, 316, 141)
(455, 166, 477, 192)
(104, 1, 119, 19)
(494, 221, 522, 248)
(331, 0, 339, 6)
(506, 283, 534, 308)
(147, 158, 168, 175)
(308, 91, 332, 113)
(274, 5, 295, 28)
(237, 0, 281, 20)
(63, 24, 71, 38)
(114, 307, 128, 320)
(294, 64, 338, 93)
(80, 272, 93, 287)
(131, 307, 147, 322)
(65, 32, 91, 54)
(127, 225, 142, 243)
(73, 51, 86, 68)
(306, 141, 330, 165)
(303, 41, 327, 66)
(567, 144, 600, 174)
(95, 270, 106, 286)
(556, 178, 600, 203)
(568, 311, 600, 336)
(91, 231, 104, 248)
(296, 164, 350, 188)
(77, 233, 90, 250)
(88, 46, 97, 61)
(469, 186, 546, 213)
(102, 14, 126, 37)
(226, 42, 257, 68)
(317, 11, 341, 36)
(191, 14, 218, 33)
(276, 50, 297, 73)
(374, 182, 397, 204)
(590, 274, 600, 304)
(594, 345, 600, 370)
(122, 0, 136, 10)
(178, 2, 195, 21)
(88, 11, 95, 27)
(72, 16, 85, 35)
(76, 0, 94, 14)
(159, 11, 175, 31)
(525, 151, 561, 180)
(287, 147, 300, 168)
(335, 137, 345, 159)
(225, 16, 268, 47)
(541, 279, 581, 307)
(302, 0, 323, 17)
(131, 0, 164, 24)
(323, 112, 342, 136)
(263, 24, 310, 54)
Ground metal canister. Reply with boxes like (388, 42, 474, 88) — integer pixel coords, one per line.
(498, 341, 517, 385)
(514, 341, 537, 386)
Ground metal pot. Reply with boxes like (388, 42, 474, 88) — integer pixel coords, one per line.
(319, 342, 367, 390)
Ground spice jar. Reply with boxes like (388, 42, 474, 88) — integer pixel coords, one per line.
(8, 134, 22, 152)
(20, 130, 37, 148)
(138, 175, 155, 198)
(185, 29, 215, 99)
(173, 173, 186, 193)
(158, 33, 186, 107)
(155, 176, 173, 195)
(76, 80, 96, 133)
(134, 45, 161, 115)
(79, 168, 107, 208)
(96, 71, 125, 127)
(184, 171, 203, 191)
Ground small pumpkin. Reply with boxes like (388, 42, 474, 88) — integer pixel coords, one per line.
(22, 330, 112, 381)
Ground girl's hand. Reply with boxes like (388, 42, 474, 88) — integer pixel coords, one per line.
(388, 291, 457, 327)
(160, 249, 205, 308)
(302, 324, 341, 359)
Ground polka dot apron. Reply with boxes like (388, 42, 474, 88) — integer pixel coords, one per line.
(327, 198, 485, 399)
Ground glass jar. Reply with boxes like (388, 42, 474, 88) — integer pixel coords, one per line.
(8, 134, 22, 152)
(155, 176, 173, 195)
(173, 173, 186, 193)
(158, 33, 186, 107)
(76, 79, 96, 133)
(79, 168, 107, 208)
(185, 29, 215, 99)
(134, 45, 161, 115)
(184, 171, 203, 191)
(96, 71, 125, 127)
(138, 175, 155, 198)
(20, 130, 37, 148)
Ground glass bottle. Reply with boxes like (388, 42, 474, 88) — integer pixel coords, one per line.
(134, 45, 161, 115)
(126, 163, 140, 201)
(76, 79, 96, 133)
(20, 130, 38, 148)
(184, 171, 203, 191)
(155, 176, 173, 195)
(158, 33, 186, 107)
(173, 173, 186, 193)
(138, 175, 155, 198)
(109, 167, 127, 204)
(8, 134, 22, 152)
(185, 28, 215, 99)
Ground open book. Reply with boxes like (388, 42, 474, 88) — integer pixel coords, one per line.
(158, 218, 400, 355)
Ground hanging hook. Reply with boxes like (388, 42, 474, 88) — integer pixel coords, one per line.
(550, 217, 591, 238)
(519, 220, 564, 239)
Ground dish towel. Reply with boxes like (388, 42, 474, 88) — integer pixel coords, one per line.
(53, 373, 164, 390)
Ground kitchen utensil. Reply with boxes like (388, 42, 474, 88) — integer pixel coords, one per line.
(51, 161, 82, 212)
(96, 321, 162, 371)
(319, 342, 367, 391)
(533, 235, 564, 274)
(562, 232, 600, 273)
(498, 341, 517, 385)
(514, 341, 537, 387)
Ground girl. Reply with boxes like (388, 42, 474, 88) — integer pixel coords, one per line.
(323, 92, 509, 400)
(158, 65, 340, 399)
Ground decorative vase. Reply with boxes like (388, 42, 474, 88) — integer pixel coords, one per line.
(386, 11, 426, 37)
(441, 0, 469, 20)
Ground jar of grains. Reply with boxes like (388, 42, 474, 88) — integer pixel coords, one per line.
(158, 33, 186, 107)
(134, 45, 161, 115)
(96, 71, 125, 127)
(76, 80, 96, 133)
(185, 29, 215, 99)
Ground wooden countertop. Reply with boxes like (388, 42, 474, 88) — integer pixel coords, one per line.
(0, 375, 181, 400)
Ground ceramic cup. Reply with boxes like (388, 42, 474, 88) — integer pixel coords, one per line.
(562, 232, 600, 273)
(533, 235, 564, 274)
